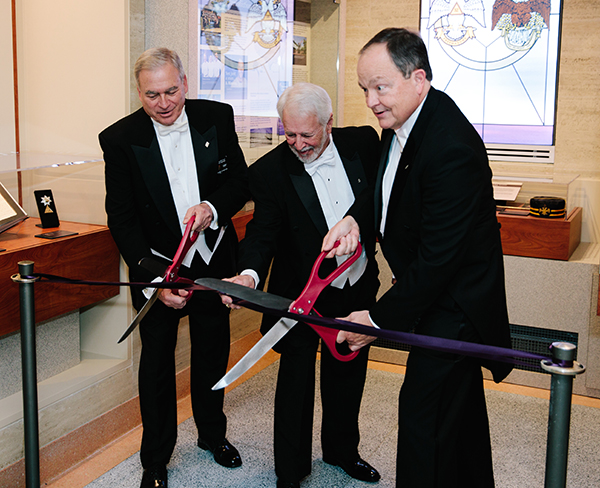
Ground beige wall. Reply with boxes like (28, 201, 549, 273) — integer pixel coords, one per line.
(14, 0, 129, 158)
(343, 0, 419, 127)
(309, 1, 341, 125)
(0, 0, 16, 155)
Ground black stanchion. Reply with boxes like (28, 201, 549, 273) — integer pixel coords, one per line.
(542, 342, 586, 488)
(11, 261, 41, 488)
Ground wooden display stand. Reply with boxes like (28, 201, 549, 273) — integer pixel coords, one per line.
(0, 218, 120, 337)
(497, 206, 582, 261)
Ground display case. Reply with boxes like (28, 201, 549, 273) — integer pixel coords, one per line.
(493, 174, 582, 260)
(493, 173, 579, 213)
(0, 153, 129, 431)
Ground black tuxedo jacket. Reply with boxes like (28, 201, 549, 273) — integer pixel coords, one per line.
(371, 87, 512, 382)
(100, 99, 250, 293)
(239, 126, 381, 329)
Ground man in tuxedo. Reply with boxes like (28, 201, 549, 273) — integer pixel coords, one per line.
(100, 48, 249, 488)
(222, 83, 381, 488)
(324, 29, 513, 487)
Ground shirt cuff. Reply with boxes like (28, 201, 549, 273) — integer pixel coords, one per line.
(240, 269, 259, 289)
(202, 200, 219, 229)
(143, 276, 164, 299)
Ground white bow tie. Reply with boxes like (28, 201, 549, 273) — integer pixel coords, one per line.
(304, 152, 336, 176)
(154, 116, 189, 137)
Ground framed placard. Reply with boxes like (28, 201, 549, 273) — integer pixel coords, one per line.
(34, 189, 60, 228)
(0, 182, 28, 234)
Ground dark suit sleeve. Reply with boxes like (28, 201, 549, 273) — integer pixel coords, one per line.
(100, 125, 156, 279)
(237, 157, 285, 284)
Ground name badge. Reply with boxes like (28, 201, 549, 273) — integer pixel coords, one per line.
(217, 157, 228, 174)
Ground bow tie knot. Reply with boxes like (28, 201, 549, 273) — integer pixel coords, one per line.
(304, 152, 336, 176)
(154, 116, 189, 137)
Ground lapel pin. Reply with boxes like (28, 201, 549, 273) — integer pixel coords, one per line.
(205, 141, 210, 147)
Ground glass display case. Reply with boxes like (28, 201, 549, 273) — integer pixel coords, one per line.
(0, 152, 105, 225)
(492, 173, 582, 261)
(0, 154, 129, 435)
(493, 173, 580, 216)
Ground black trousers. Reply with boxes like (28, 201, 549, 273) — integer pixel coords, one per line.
(273, 322, 370, 482)
(396, 321, 495, 488)
(137, 292, 230, 469)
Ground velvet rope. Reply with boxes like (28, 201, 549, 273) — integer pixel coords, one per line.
(22, 272, 553, 371)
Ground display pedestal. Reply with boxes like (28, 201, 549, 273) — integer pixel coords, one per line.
(497, 206, 582, 261)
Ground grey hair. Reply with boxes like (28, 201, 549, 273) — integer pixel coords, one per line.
(134, 47, 186, 87)
(276, 83, 333, 127)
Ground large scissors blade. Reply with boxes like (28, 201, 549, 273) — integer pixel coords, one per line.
(117, 217, 198, 343)
(117, 286, 160, 343)
(212, 317, 297, 390)
(194, 277, 293, 311)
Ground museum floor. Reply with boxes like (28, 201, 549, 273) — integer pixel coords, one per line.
(45, 310, 600, 488)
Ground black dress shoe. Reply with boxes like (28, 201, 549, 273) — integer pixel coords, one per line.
(324, 456, 381, 482)
(140, 465, 167, 487)
(276, 479, 300, 488)
(198, 437, 242, 468)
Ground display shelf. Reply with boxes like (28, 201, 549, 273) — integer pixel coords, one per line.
(0, 151, 102, 174)
(497, 206, 582, 261)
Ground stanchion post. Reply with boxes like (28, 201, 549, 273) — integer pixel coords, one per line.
(542, 342, 586, 488)
(12, 261, 41, 488)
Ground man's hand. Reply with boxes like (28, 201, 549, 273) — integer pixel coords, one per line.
(322, 215, 360, 258)
(158, 288, 190, 309)
(336, 310, 377, 351)
(183, 203, 214, 232)
(220, 275, 256, 310)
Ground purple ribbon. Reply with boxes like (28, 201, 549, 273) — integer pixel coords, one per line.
(23, 273, 552, 370)
(232, 298, 550, 370)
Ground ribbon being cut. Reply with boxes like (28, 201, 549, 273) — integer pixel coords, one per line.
(20, 270, 581, 379)
(18, 231, 572, 386)
(15, 232, 586, 488)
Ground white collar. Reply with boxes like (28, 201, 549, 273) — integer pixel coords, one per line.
(395, 95, 426, 148)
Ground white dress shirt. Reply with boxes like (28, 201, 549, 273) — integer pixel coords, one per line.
(305, 135, 367, 289)
(242, 136, 368, 290)
(380, 97, 426, 236)
(370, 97, 427, 327)
(152, 109, 224, 268)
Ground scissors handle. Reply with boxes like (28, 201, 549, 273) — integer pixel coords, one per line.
(290, 240, 363, 362)
(165, 216, 199, 299)
(308, 313, 359, 362)
(290, 241, 363, 316)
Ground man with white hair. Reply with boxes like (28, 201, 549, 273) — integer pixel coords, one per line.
(223, 83, 381, 488)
